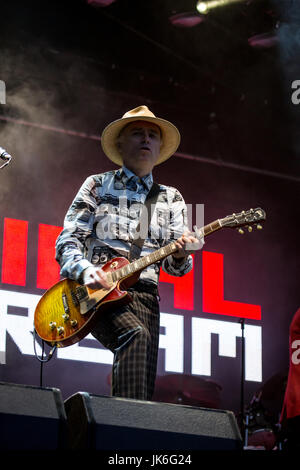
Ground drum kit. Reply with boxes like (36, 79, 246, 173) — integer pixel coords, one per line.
(244, 372, 287, 450)
(150, 371, 288, 450)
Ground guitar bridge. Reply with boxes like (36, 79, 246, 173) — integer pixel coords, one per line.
(76, 286, 88, 301)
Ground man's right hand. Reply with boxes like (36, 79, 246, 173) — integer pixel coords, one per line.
(82, 266, 111, 290)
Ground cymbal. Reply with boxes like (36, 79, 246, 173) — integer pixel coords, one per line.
(153, 374, 222, 409)
(247, 371, 288, 428)
(250, 371, 287, 415)
(260, 372, 287, 401)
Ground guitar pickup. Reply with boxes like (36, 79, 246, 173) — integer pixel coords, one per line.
(70, 286, 88, 306)
(62, 293, 69, 313)
(71, 290, 79, 306)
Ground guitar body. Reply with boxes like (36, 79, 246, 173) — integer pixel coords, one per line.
(34, 257, 141, 348)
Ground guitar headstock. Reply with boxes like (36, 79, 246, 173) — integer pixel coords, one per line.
(221, 207, 266, 234)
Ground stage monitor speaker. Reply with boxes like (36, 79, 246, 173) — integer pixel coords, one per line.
(64, 392, 242, 450)
(0, 382, 67, 450)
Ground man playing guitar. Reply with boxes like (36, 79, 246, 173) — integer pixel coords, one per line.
(55, 105, 198, 401)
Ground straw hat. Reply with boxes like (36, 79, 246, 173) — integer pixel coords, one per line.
(101, 105, 181, 166)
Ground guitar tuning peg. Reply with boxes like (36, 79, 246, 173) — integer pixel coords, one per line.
(238, 228, 244, 234)
(256, 224, 263, 230)
(248, 226, 253, 232)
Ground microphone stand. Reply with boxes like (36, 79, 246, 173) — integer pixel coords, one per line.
(239, 318, 246, 445)
(0, 159, 11, 169)
(0, 147, 12, 169)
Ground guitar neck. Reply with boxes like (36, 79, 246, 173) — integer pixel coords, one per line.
(112, 218, 222, 282)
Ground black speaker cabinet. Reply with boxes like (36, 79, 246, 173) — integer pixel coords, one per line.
(64, 392, 242, 450)
(0, 382, 67, 450)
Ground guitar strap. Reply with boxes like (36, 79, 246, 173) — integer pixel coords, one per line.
(128, 182, 160, 262)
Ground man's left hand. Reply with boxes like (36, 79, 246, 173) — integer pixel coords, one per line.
(173, 231, 201, 260)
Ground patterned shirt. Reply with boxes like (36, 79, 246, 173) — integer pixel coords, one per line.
(55, 166, 193, 286)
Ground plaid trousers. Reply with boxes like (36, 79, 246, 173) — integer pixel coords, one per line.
(91, 283, 160, 401)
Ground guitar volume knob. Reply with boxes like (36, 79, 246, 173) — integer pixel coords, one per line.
(70, 320, 78, 328)
(49, 322, 56, 330)
(57, 326, 64, 335)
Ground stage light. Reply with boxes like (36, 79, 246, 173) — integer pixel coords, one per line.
(169, 12, 204, 28)
(248, 32, 278, 49)
(196, 0, 244, 15)
(86, 0, 116, 7)
(197, 2, 209, 13)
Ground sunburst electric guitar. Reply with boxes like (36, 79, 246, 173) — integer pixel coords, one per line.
(34, 207, 266, 348)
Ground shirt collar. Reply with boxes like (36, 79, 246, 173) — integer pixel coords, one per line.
(116, 166, 153, 191)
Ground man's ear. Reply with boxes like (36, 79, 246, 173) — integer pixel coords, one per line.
(158, 129, 163, 149)
(116, 136, 122, 152)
